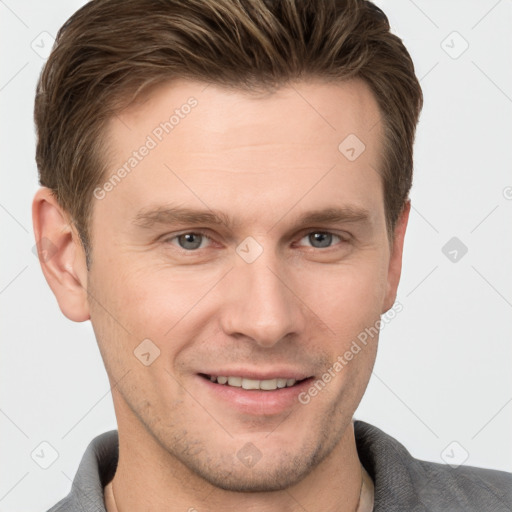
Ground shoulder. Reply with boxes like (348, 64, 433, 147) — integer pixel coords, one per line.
(46, 430, 118, 512)
(353, 419, 512, 511)
(414, 458, 512, 511)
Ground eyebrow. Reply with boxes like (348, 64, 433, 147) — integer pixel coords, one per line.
(132, 204, 371, 231)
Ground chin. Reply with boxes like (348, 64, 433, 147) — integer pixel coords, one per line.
(174, 436, 333, 493)
(190, 458, 313, 492)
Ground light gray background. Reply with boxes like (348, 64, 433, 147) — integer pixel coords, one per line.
(1, 1, 511, 510)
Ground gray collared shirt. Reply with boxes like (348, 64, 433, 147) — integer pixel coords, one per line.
(47, 419, 512, 511)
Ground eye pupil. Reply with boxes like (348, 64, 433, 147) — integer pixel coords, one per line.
(178, 233, 203, 250)
(309, 232, 332, 248)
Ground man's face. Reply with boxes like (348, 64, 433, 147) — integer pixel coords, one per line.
(87, 78, 402, 491)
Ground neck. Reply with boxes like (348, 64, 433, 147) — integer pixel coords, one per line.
(107, 400, 365, 512)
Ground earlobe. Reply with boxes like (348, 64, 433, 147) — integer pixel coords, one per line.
(32, 187, 91, 322)
(382, 201, 410, 313)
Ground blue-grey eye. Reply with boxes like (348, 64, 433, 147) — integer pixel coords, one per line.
(307, 232, 335, 248)
(176, 233, 204, 250)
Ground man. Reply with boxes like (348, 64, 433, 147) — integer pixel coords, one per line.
(32, 0, 511, 511)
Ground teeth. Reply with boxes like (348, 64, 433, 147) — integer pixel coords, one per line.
(227, 376, 242, 387)
(241, 378, 260, 390)
(260, 379, 277, 390)
(208, 375, 300, 390)
(276, 378, 287, 388)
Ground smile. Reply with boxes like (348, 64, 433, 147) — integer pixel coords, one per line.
(200, 374, 307, 390)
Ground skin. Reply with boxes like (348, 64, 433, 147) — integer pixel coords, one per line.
(33, 77, 409, 512)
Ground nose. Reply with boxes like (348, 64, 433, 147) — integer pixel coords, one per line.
(218, 246, 306, 348)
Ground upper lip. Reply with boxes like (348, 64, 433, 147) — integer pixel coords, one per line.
(198, 369, 313, 380)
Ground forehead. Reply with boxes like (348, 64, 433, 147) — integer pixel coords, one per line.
(98, 78, 385, 231)
(112, 77, 382, 152)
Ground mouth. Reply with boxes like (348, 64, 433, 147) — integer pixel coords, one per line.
(196, 371, 315, 415)
(198, 373, 311, 391)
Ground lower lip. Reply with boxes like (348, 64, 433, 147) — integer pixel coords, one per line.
(197, 375, 314, 415)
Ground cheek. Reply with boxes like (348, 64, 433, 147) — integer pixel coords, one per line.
(296, 258, 388, 336)
(87, 261, 169, 363)
(89, 259, 224, 368)
(88, 264, 195, 409)
(94, 259, 198, 330)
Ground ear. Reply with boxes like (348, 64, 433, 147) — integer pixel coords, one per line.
(382, 200, 410, 313)
(32, 187, 90, 322)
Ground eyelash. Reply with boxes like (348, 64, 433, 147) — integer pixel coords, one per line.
(161, 229, 349, 253)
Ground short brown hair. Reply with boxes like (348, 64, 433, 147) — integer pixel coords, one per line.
(34, 0, 423, 267)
